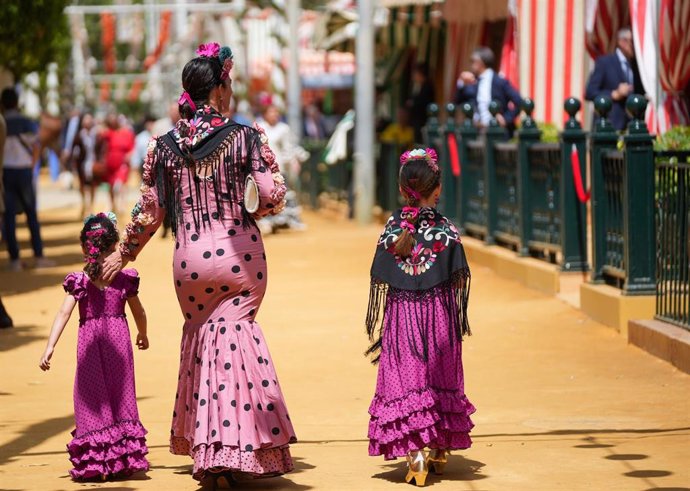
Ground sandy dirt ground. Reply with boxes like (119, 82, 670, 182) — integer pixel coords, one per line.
(1, 196, 689, 491)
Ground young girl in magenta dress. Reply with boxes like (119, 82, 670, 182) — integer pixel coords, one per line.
(366, 149, 475, 487)
(39, 212, 149, 480)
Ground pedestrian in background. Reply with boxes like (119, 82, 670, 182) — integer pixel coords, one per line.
(454, 46, 522, 135)
(1, 87, 52, 271)
(0, 112, 14, 328)
(585, 27, 645, 131)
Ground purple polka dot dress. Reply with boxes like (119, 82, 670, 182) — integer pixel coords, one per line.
(366, 207, 476, 460)
(119, 111, 295, 481)
(62, 269, 149, 479)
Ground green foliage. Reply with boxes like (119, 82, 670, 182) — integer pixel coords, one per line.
(0, 0, 71, 79)
(654, 125, 690, 151)
(537, 122, 559, 143)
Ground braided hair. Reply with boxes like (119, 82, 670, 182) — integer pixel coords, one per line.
(394, 158, 441, 257)
(80, 213, 119, 281)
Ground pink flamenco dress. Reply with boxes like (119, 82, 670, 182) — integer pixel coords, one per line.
(119, 106, 296, 481)
(62, 269, 149, 479)
(365, 207, 475, 460)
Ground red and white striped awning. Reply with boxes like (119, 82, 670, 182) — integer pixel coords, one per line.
(517, 0, 587, 126)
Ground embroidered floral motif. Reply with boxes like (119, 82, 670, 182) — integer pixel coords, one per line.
(377, 207, 461, 276)
(172, 106, 230, 150)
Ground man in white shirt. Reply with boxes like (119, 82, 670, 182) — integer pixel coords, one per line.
(453, 47, 523, 135)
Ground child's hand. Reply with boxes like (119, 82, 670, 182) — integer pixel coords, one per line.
(136, 333, 149, 350)
(39, 347, 54, 371)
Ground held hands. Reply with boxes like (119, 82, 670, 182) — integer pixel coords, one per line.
(496, 114, 507, 127)
(136, 333, 149, 350)
(39, 346, 54, 371)
(101, 250, 128, 283)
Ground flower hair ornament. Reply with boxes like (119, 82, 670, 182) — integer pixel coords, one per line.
(400, 148, 439, 173)
(400, 206, 420, 234)
(196, 42, 234, 81)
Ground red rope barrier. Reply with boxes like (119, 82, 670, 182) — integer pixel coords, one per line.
(570, 143, 591, 203)
(447, 133, 461, 177)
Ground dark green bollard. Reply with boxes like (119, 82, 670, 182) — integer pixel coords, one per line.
(517, 98, 541, 256)
(590, 95, 618, 282)
(622, 95, 655, 294)
(456, 103, 477, 233)
(560, 97, 589, 271)
(484, 100, 508, 244)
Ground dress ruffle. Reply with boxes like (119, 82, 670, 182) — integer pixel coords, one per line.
(171, 437, 294, 481)
(368, 387, 475, 460)
(67, 420, 149, 479)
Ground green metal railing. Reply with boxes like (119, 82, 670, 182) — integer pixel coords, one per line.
(655, 151, 690, 330)
(526, 143, 561, 262)
(600, 149, 626, 286)
(300, 139, 328, 209)
(376, 143, 403, 212)
(494, 141, 520, 247)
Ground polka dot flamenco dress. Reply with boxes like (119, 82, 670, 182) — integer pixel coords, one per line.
(62, 269, 149, 479)
(120, 108, 296, 481)
(366, 207, 476, 460)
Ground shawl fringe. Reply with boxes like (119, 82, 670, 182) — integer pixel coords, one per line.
(152, 127, 257, 237)
(365, 268, 471, 364)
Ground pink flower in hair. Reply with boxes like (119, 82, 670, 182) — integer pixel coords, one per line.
(400, 148, 440, 173)
(196, 42, 220, 58)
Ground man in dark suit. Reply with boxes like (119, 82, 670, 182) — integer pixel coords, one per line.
(585, 28, 645, 131)
(406, 63, 436, 143)
(453, 47, 522, 135)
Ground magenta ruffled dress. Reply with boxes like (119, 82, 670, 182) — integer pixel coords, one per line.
(62, 269, 149, 479)
(366, 207, 475, 460)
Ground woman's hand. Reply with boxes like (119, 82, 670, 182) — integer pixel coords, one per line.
(102, 250, 128, 282)
(136, 333, 149, 350)
(39, 346, 54, 371)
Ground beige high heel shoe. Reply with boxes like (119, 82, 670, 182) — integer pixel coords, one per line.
(405, 450, 429, 487)
(427, 449, 448, 475)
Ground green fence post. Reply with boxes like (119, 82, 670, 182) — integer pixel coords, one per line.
(589, 96, 618, 282)
(456, 103, 477, 233)
(385, 144, 401, 212)
(484, 100, 508, 244)
(622, 94, 656, 294)
(560, 97, 589, 271)
(517, 98, 541, 256)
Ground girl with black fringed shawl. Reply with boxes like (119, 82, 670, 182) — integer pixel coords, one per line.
(365, 148, 476, 487)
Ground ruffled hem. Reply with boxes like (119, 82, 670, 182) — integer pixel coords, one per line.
(67, 420, 149, 479)
(368, 387, 475, 460)
(170, 436, 294, 480)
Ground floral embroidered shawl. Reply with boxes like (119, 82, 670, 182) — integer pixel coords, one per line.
(365, 207, 471, 363)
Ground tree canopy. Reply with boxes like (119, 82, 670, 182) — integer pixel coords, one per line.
(0, 0, 70, 80)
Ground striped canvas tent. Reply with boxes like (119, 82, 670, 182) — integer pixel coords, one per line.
(516, 0, 587, 126)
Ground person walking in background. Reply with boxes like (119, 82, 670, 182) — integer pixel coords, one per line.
(100, 42, 296, 486)
(585, 27, 645, 131)
(258, 104, 307, 233)
(131, 114, 156, 181)
(379, 107, 415, 149)
(100, 113, 134, 214)
(365, 149, 475, 487)
(1, 87, 52, 271)
(75, 113, 99, 216)
(303, 103, 327, 141)
(39, 212, 150, 481)
(454, 47, 522, 135)
(0, 112, 14, 328)
(406, 63, 435, 143)
(152, 102, 180, 138)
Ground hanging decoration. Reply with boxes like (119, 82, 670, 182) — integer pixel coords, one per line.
(101, 12, 116, 73)
(128, 79, 145, 103)
(100, 80, 111, 102)
(144, 11, 172, 70)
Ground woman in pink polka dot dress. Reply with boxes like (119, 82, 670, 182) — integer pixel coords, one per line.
(39, 213, 150, 481)
(102, 43, 296, 486)
(366, 149, 475, 487)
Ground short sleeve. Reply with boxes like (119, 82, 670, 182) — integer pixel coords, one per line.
(121, 269, 140, 298)
(63, 272, 86, 300)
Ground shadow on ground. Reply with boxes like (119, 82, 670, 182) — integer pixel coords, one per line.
(372, 455, 487, 486)
(0, 324, 44, 352)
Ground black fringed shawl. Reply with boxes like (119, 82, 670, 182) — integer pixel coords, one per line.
(366, 207, 471, 364)
(148, 110, 262, 236)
